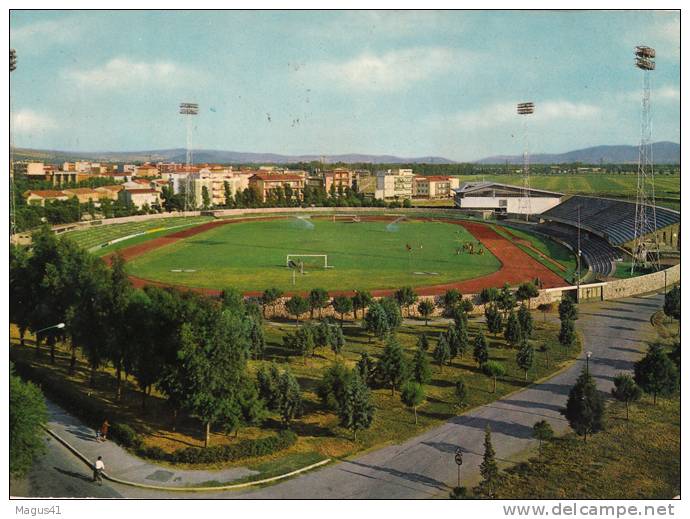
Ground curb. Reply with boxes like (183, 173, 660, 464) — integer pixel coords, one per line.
(44, 426, 331, 492)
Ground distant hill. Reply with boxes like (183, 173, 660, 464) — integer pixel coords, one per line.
(476, 142, 680, 165)
(11, 148, 456, 165)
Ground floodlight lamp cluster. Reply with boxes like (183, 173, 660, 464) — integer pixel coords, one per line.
(635, 46, 656, 71)
(517, 102, 534, 115)
(10, 49, 17, 71)
(179, 102, 199, 115)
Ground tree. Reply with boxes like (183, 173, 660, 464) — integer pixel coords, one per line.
(433, 333, 451, 372)
(504, 311, 523, 347)
(201, 185, 211, 209)
(10, 365, 47, 477)
(516, 281, 539, 309)
(330, 324, 346, 358)
(401, 381, 425, 425)
(485, 303, 503, 336)
(497, 283, 516, 316)
(287, 325, 316, 364)
(516, 339, 534, 380)
(559, 318, 576, 347)
(412, 345, 431, 384)
(562, 370, 605, 441)
(532, 420, 554, 457)
(338, 373, 374, 440)
(477, 426, 499, 498)
(308, 288, 329, 319)
(442, 288, 462, 317)
(276, 369, 304, 427)
(452, 319, 470, 358)
(455, 378, 468, 407)
(105, 252, 134, 401)
(380, 297, 403, 331)
(356, 352, 375, 387)
(479, 287, 499, 305)
(460, 298, 474, 316)
(417, 299, 435, 325)
(394, 286, 418, 317)
(634, 343, 678, 404)
(483, 361, 505, 393)
(247, 317, 266, 359)
(540, 342, 552, 368)
(611, 373, 642, 419)
(285, 295, 309, 324)
(417, 333, 430, 352)
(473, 328, 489, 366)
(257, 363, 282, 410)
(260, 287, 283, 318)
(663, 285, 680, 321)
(332, 295, 353, 325)
(558, 296, 578, 322)
(378, 336, 408, 395)
(351, 290, 373, 320)
(317, 362, 352, 410)
(537, 302, 554, 322)
(177, 307, 255, 447)
(362, 301, 390, 342)
(517, 304, 534, 339)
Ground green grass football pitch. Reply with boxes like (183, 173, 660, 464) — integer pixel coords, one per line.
(125, 218, 503, 292)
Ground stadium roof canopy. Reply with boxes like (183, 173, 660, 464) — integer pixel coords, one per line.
(541, 195, 680, 246)
(453, 181, 563, 198)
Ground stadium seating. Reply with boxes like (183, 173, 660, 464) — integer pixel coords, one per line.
(506, 221, 619, 278)
(540, 195, 680, 246)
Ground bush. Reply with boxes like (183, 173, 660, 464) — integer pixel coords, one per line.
(169, 430, 298, 464)
(110, 423, 142, 449)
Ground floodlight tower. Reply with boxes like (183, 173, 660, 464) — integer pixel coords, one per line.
(517, 102, 535, 220)
(179, 102, 199, 212)
(631, 46, 660, 274)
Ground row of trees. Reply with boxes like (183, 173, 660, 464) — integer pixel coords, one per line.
(10, 228, 274, 447)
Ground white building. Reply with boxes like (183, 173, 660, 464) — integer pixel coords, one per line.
(374, 168, 415, 200)
(453, 181, 563, 215)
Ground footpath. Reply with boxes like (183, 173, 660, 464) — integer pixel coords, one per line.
(44, 400, 329, 492)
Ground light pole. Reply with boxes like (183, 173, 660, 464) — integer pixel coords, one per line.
(454, 447, 463, 488)
(34, 323, 66, 355)
(585, 351, 592, 375)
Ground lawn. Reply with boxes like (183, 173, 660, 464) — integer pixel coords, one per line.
(125, 218, 502, 292)
(454, 173, 680, 210)
(10, 312, 580, 472)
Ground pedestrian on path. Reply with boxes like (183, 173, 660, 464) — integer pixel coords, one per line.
(93, 456, 105, 486)
(97, 419, 110, 442)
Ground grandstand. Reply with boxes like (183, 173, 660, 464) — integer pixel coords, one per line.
(540, 195, 680, 248)
(511, 194, 681, 278)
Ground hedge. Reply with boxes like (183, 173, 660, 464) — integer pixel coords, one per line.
(11, 358, 297, 464)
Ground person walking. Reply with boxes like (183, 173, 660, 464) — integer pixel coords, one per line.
(93, 456, 105, 485)
(98, 420, 110, 442)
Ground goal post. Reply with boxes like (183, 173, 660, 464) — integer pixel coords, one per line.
(331, 214, 361, 223)
(286, 254, 333, 269)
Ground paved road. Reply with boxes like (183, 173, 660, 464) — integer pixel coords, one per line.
(11, 433, 122, 498)
(17, 293, 662, 499)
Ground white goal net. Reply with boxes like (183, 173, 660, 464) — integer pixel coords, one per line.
(286, 254, 333, 270)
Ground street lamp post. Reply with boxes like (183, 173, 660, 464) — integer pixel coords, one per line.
(34, 323, 66, 356)
(585, 351, 592, 375)
(454, 447, 463, 488)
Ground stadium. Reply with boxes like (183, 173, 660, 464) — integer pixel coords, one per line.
(58, 184, 679, 301)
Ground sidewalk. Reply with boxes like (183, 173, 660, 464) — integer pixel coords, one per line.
(46, 400, 262, 488)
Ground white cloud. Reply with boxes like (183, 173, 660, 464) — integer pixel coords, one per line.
(12, 109, 57, 134)
(64, 57, 204, 90)
(657, 85, 680, 101)
(448, 100, 602, 129)
(305, 47, 473, 92)
(10, 19, 82, 49)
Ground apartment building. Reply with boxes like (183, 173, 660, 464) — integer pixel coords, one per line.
(248, 173, 305, 202)
(374, 169, 415, 200)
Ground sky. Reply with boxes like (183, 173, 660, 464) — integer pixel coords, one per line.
(9, 10, 680, 161)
